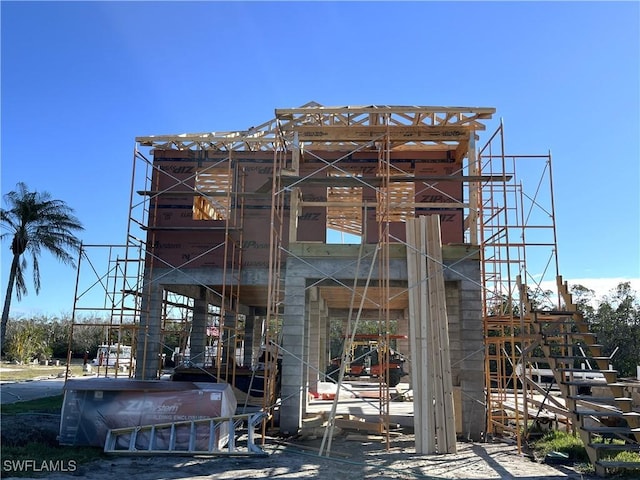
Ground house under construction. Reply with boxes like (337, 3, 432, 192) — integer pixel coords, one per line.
(68, 103, 640, 476)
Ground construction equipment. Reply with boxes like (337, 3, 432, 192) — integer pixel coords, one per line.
(326, 334, 408, 387)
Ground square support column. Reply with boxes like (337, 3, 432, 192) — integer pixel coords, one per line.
(279, 266, 306, 435)
(318, 299, 329, 376)
(396, 310, 410, 378)
(458, 266, 484, 441)
(244, 312, 263, 368)
(136, 281, 163, 380)
(307, 288, 322, 400)
(190, 288, 209, 367)
(223, 312, 238, 366)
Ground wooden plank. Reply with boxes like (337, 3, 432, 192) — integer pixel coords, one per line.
(429, 215, 457, 453)
(334, 416, 386, 434)
(454, 387, 463, 434)
(302, 201, 468, 209)
(405, 219, 422, 451)
(256, 175, 511, 194)
(424, 215, 457, 453)
(406, 218, 435, 453)
(292, 175, 509, 186)
(419, 216, 436, 453)
(294, 125, 469, 143)
(426, 216, 446, 452)
(276, 106, 496, 116)
(467, 132, 479, 243)
(289, 187, 300, 244)
(345, 434, 385, 442)
(429, 216, 448, 449)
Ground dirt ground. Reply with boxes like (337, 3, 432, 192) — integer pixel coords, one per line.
(1, 413, 596, 480)
(45, 443, 594, 480)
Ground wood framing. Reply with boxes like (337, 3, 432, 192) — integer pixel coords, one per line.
(406, 215, 456, 454)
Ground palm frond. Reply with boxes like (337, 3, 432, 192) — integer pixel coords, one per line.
(1, 182, 84, 304)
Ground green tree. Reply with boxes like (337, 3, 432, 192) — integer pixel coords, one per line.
(569, 284, 596, 320)
(592, 282, 640, 377)
(573, 282, 640, 378)
(0, 182, 84, 351)
(5, 320, 51, 364)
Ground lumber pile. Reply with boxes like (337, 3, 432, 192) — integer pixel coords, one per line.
(405, 215, 457, 454)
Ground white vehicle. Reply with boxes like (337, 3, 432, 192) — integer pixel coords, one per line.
(172, 344, 245, 367)
(91, 344, 135, 369)
(515, 362, 605, 390)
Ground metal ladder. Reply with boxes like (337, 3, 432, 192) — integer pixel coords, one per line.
(104, 411, 267, 456)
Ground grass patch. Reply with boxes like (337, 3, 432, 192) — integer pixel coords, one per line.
(603, 451, 640, 477)
(1, 394, 105, 477)
(0, 394, 63, 415)
(1, 443, 103, 477)
(0, 362, 85, 381)
(531, 430, 590, 463)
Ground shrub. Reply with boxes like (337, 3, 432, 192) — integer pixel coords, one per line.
(532, 430, 589, 463)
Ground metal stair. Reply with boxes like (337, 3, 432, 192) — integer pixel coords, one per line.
(522, 276, 640, 477)
(104, 411, 267, 456)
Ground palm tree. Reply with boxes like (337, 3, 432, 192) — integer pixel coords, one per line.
(1, 182, 84, 351)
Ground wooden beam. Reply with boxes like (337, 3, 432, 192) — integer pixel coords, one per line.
(276, 106, 496, 116)
(289, 187, 301, 244)
(301, 175, 507, 185)
(405, 218, 432, 453)
(426, 215, 457, 454)
(467, 132, 479, 244)
(287, 242, 479, 260)
(257, 175, 513, 193)
(293, 125, 470, 142)
(454, 138, 470, 162)
(302, 201, 468, 209)
(334, 415, 386, 434)
(137, 190, 270, 198)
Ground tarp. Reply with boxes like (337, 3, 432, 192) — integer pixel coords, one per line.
(59, 379, 237, 450)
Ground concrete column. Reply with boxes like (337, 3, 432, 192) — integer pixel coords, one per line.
(307, 288, 321, 397)
(318, 298, 329, 379)
(223, 312, 238, 365)
(396, 310, 410, 378)
(253, 316, 264, 366)
(458, 263, 484, 441)
(136, 280, 163, 380)
(244, 313, 257, 367)
(279, 264, 306, 435)
(191, 289, 208, 367)
(445, 281, 461, 388)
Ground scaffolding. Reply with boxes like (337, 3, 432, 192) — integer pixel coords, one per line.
(478, 121, 561, 450)
(265, 104, 494, 449)
(132, 142, 248, 378)
(66, 242, 143, 379)
(69, 103, 569, 453)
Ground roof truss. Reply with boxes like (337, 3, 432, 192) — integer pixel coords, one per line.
(136, 102, 495, 152)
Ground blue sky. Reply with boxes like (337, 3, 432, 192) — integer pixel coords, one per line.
(1, 1, 639, 317)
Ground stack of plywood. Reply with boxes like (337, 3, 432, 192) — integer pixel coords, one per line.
(406, 215, 457, 454)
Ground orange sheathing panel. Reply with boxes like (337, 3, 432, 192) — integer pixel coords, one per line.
(147, 221, 280, 270)
(297, 206, 326, 242)
(414, 160, 463, 201)
(147, 150, 465, 269)
(152, 159, 199, 192)
(241, 209, 288, 268)
(297, 164, 327, 241)
(413, 161, 464, 244)
(364, 210, 462, 245)
(146, 230, 227, 269)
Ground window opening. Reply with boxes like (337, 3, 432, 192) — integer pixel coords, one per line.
(193, 167, 231, 220)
